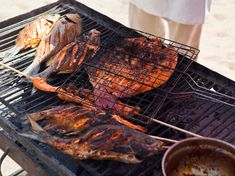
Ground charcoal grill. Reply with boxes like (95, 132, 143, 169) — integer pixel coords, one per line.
(0, 0, 234, 176)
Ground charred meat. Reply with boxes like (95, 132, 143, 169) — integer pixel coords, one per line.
(82, 37, 178, 113)
(32, 37, 177, 116)
(89, 37, 178, 98)
(36, 29, 100, 79)
(2, 14, 60, 61)
(23, 13, 82, 76)
(22, 105, 163, 164)
(27, 104, 145, 132)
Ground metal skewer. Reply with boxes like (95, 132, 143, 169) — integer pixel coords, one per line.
(0, 61, 203, 139)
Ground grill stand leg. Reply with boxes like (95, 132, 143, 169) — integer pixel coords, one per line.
(0, 148, 9, 176)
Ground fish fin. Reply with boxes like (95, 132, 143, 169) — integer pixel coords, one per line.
(30, 87, 38, 95)
(19, 117, 47, 142)
(19, 131, 46, 142)
(18, 132, 41, 141)
(28, 116, 44, 132)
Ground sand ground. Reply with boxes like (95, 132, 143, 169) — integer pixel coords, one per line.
(0, 0, 234, 175)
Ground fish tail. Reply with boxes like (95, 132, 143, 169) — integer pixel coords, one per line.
(30, 87, 38, 95)
(35, 67, 54, 80)
(23, 60, 41, 77)
(19, 117, 48, 143)
(30, 67, 54, 95)
(19, 131, 44, 142)
(28, 116, 44, 132)
(0, 46, 21, 63)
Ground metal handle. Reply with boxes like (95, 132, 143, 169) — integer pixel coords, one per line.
(170, 72, 235, 107)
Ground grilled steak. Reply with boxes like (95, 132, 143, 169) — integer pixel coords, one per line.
(23, 13, 82, 76)
(22, 105, 163, 164)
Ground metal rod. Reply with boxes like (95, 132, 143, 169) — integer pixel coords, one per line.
(0, 62, 32, 80)
(149, 135, 178, 143)
(0, 148, 9, 176)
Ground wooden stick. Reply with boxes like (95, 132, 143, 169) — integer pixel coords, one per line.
(149, 135, 178, 143)
(0, 62, 32, 80)
(137, 113, 203, 138)
(162, 146, 170, 149)
(117, 100, 203, 138)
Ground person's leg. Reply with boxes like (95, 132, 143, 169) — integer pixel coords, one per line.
(168, 21, 203, 49)
(129, 3, 167, 37)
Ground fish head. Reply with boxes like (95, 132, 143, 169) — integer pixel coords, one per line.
(84, 29, 101, 46)
(64, 13, 82, 24)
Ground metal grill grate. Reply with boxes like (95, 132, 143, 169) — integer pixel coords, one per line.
(55, 29, 199, 124)
(0, 0, 234, 176)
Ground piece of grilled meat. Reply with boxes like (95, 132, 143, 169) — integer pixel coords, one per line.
(23, 13, 82, 76)
(35, 29, 100, 79)
(1, 14, 60, 61)
(27, 104, 145, 132)
(83, 37, 178, 112)
(22, 105, 163, 164)
(89, 37, 178, 98)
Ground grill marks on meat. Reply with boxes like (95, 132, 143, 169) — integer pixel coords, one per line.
(31, 36, 177, 118)
(36, 29, 101, 79)
(2, 14, 60, 61)
(82, 37, 178, 113)
(30, 77, 143, 130)
(16, 14, 60, 50)
(32, 37, 177, 117)
(27, 104, 145, 132)
(23, 13, 82, 76)
(22, 105, 163, 163)
(89, 37, 178, 98)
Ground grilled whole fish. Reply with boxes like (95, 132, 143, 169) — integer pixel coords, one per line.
(36, 29, 100, 80)
(82, 37, 178, 112)
(23, 13, 82, 76)
(27, 104, 145, 132)
(90, 37, 178, 98)
(1, 14, 60, 61)
(22, 106, 163, 163)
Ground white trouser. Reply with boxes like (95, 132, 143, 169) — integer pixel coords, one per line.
(129, 3, 203, 49)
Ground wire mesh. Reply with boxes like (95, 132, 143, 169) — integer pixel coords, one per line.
(56, 29, 200, 125)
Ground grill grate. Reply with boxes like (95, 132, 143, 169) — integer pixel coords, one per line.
(0, 0, 234, 176)
(56, 29, 199, 124)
